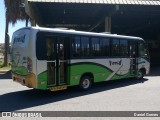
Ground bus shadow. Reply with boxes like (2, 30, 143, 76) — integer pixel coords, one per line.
(0, 78, 148, 111)
(0, 71, 11, 79)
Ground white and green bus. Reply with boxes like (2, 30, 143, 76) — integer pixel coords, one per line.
(10, 27, 150, 91)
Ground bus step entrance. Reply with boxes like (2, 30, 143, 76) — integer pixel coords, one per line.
(49, 85, 68, 91)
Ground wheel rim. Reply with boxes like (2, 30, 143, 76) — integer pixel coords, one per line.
(82, 79, 90, 89)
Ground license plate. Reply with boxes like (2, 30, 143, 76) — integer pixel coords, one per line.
(50, 86, 67, 91)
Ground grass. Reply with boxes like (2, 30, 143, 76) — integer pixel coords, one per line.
(0, 60, 3, 66)
(0, 59, 11, 71)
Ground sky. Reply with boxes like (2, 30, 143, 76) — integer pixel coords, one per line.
(0, 0, 29, 44)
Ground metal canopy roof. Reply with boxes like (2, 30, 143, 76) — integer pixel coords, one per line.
(23, 0, 160, 66)
(25, 0, 160, 40)
(28, 0, 160, 5)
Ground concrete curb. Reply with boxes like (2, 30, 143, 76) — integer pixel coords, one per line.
(0, 70, 9, 73)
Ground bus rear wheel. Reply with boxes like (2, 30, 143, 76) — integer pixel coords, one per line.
(79, 76, 92, 91)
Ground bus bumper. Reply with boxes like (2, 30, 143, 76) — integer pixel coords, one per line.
(146, 67, 150, 75)
(12, 72, 36, 88)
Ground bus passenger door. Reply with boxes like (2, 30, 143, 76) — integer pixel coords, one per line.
(46, 36, 69, 87)
(129, 41, 137, 75)
(46, 37, 56, 85)
(57, 37, 68, 85)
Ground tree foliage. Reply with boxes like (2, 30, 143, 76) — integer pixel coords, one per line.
(3, 0, 29, 66)
(4, 0, 27, 25)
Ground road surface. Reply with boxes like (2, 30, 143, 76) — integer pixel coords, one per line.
(0, 67, 160, 120)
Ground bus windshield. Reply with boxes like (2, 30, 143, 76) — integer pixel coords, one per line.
(139, 42, 150, 61)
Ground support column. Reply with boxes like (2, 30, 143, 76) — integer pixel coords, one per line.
(105, 16, 111, 32)
(24, 0, 36, 26)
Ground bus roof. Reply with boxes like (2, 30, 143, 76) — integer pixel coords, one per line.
(15, 27, 144, 41)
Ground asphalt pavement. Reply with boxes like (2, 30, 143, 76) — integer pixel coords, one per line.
(0, 66, 160, 120)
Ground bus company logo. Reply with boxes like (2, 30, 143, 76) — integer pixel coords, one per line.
(109, 60, 122, 66)
(13, 35, 26, 44)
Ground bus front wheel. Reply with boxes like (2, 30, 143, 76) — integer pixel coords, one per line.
(136, 70, 144, 80)
(79, 76, 92, 91)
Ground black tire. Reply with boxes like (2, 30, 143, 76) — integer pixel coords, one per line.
(79, 76, 92, 91)
(136, 70, 144, 80)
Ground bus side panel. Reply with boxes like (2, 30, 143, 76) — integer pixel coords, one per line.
(138, 58, 150, 74)
(69, 58, 130, 86)
(69, 63, 112, 86)
(36, 61, 48, 90)
(110, 58, 131, 80)
(32, 31, 48, 90)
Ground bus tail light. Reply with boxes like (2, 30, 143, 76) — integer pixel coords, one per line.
(27, 57, 32, 72)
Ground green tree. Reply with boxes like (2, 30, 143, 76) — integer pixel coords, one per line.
(3, 0, 29, 66)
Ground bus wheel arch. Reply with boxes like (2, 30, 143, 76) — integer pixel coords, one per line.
(137, 68, 146, 80)
(79, 72, 94, 90)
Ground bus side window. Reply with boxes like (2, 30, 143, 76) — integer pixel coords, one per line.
(81, 37, 90, 57)
(72, 36, 81, 58)
(119, 39, 128, 57)
(100, 38, 110, 57)
(91, 37, 100, 56)
(112, 39, 120, 56)
(46, 37, 55, 60)
(138, 42, 147, 57)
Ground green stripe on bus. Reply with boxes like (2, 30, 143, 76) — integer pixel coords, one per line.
(37, 63, 130, 89)
(13, 66, 29, 75)
(69, 63, 112, 86)
(37, 71, 47, 90)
